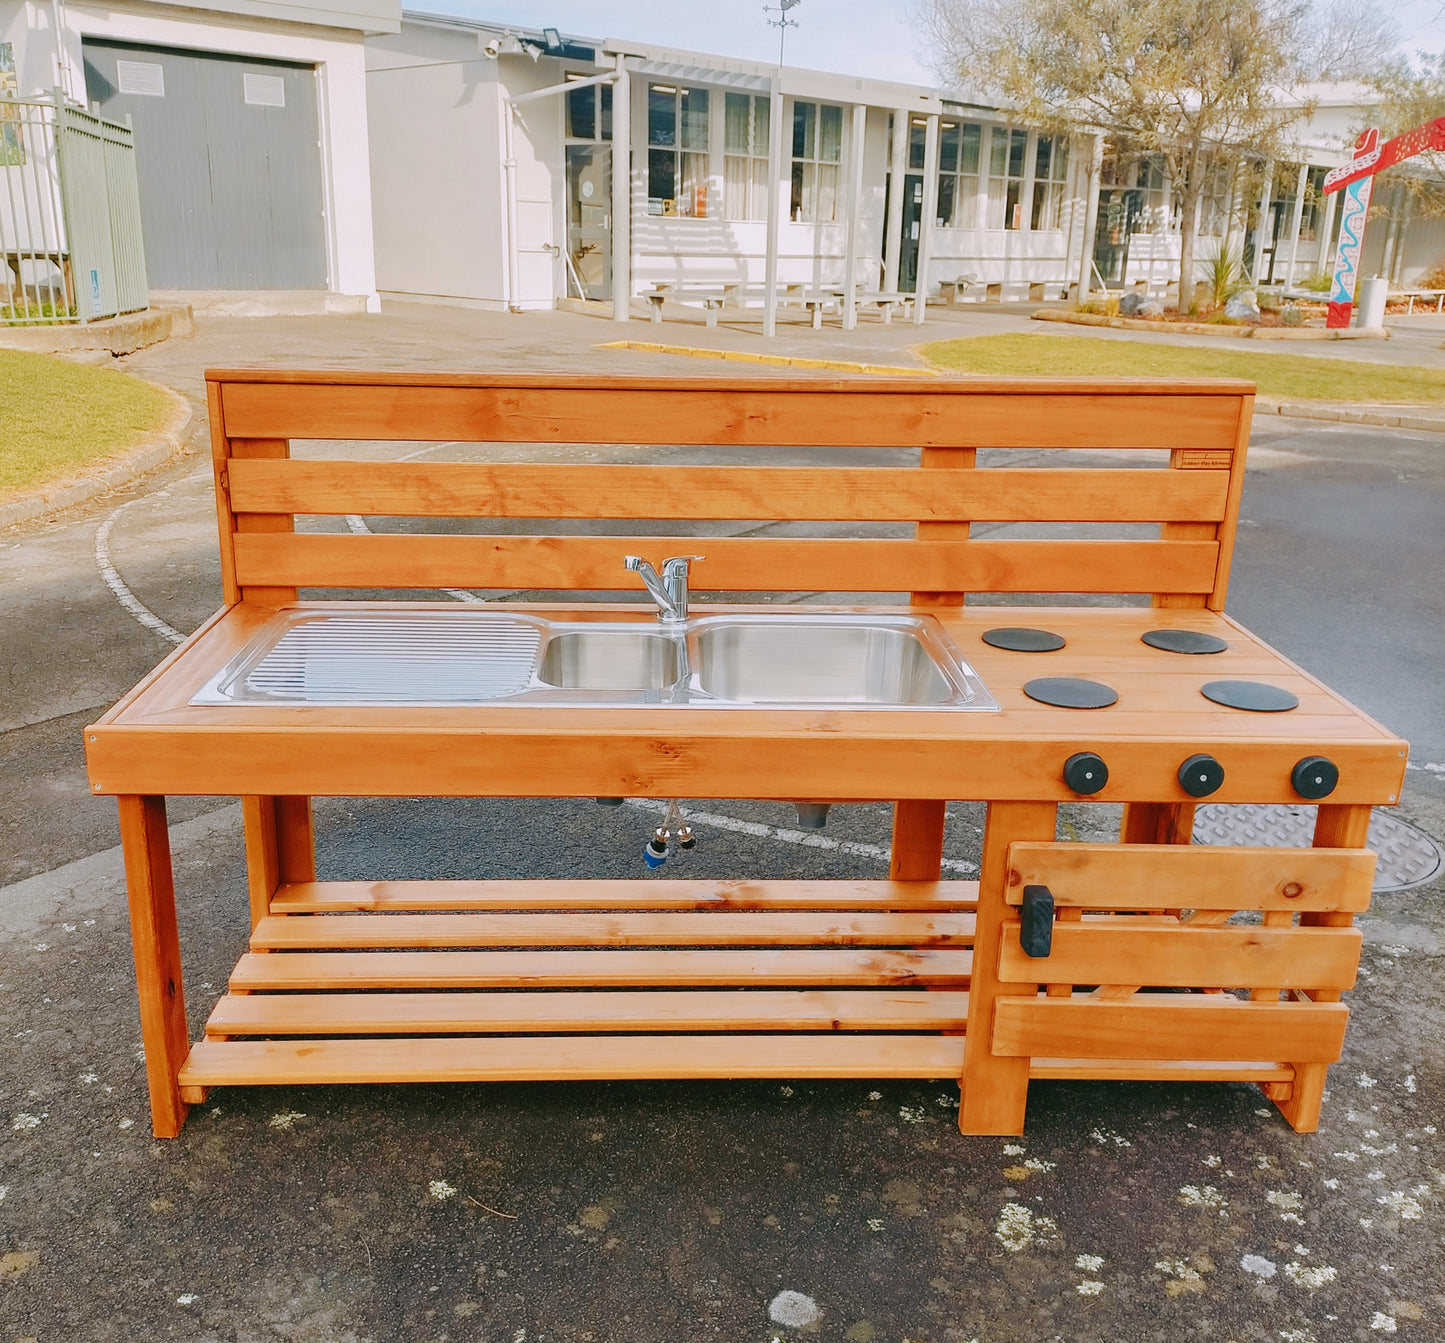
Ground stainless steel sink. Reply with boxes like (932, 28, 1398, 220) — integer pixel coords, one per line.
(692, 616, 954, 705)
(537, 628, 681, 691)
(192, 609, 997, 711)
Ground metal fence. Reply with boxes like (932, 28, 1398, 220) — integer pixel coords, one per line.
(1, 90, 148, 325)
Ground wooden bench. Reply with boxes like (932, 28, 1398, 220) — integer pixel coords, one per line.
(85, 372, 1407, 1139)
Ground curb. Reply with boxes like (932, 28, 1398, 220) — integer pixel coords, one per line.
(0, 382, 194, 530)
(1033, 309, 1390, 340)
(1256, 398, 1445, 434)
(0, 304, 192, 356)
(597, 339, 938, 377)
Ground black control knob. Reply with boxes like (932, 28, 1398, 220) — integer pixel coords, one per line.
(1062, 751, 1108, 795)
(1178, 753, 1225, 798)
(1291, 755, 1339, 800)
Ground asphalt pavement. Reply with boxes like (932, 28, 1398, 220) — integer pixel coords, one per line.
(1, 306, 1442, 1342)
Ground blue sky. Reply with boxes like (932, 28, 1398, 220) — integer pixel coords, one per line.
(418, 0, 1445, 85)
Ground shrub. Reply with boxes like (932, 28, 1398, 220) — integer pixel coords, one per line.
(1197, 243, 1246, 310)
(1416, 262, 1445, 291)
(1298, 271, 1333, 293)
(1281, 302, 1304, 326)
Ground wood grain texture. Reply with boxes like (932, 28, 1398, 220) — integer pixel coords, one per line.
(205, 989, 974, 1035)
(226, 460, 1231, 524)
(997, 922, 1361, 990)
(270, 878, 981, 913)
(890, 800, 949, 880)
(1004, 843, 1377, 911)
(993, 995, 1348, 1063)
(960, 800, 1057, 1135)
(229, 532, 1221, 595)
(179, 1033, 970, 1085)
(117, 796, 190, 1138)
(228, 947, 975, 990)
(211, 377, 1249, 449)
(248, 910, 978, 949)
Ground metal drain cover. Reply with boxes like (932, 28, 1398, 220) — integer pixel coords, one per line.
(1193, 803, 1444, 893)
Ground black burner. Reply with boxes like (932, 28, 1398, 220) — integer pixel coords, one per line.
(983, 627, 1066, 652)
(1200, 680, 1299, 712)
(1142, 629, 1229, 655)
(1024, 677, 1118, 709)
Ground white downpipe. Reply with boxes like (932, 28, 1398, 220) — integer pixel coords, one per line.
(1284, 161, 1307, 288)
(611, 52, 630, 323)
(503, 99, 521, 311)
(912, 112, 939, 324)
(842, 102, 865, 330)
(762, 73, 784, 338)
(1077, 134, 1103, 297)
(1252, 158, 1273, 286)
(882, 109, 906, 293)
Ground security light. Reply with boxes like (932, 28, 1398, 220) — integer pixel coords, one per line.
(543, 27, 562, 50)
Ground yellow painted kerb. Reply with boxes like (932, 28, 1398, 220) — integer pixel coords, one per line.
(597, 340, 938, 378)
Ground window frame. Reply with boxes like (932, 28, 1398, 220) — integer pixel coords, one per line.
(789, 98, 843, 224)
(646, 82, 710, 218)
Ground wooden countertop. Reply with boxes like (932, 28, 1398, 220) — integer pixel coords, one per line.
(84, 601, 1408, 804)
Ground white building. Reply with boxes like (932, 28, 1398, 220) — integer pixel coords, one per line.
(364, 12, 1095, 323)
(1, 0, 397, 306)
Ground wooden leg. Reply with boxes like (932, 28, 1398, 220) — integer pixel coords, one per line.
(1120, 802, 1195, 845)
(242, 795, 316, 927)
(117, 796, 191, 1139)
(1269, 803, 1373, 1132)
(889, 800, 947, 880)
(960, 800, 1058, 1135)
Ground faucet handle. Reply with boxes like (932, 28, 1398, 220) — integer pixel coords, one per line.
(661, 554, 703, 574)
(623, 555, 651, 572)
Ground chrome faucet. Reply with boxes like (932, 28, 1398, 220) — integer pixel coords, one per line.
(624, 555, 701, 626)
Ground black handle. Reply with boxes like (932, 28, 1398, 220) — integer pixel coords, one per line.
(1020, 884, 1055, 958)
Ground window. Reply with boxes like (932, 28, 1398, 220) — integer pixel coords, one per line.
(648, 84, 708, 217)
(1133, 155, 1168, 232)
(1030, 134, 1069, 230)
(1198, 159, 1230, 237)
(1299, 165, 1328, 242)
(987, 127, 1027, 229)
(936, 120, 982, 229)
(565, 80, 612, 142)
(790, 100, 842, 222)
(723, 91, 770, 221)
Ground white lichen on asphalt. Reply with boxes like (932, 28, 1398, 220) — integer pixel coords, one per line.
(995, 1202, 1057, 1252)
(767, 1290, 820, 1327)
(267, 1111, 306, 1131)
(11, 1114, 41, 1131)
(1376, 1190, 1423, 1220)
(1075, 1254, 1104, 1272)
(1284, 1262, 1337, 1289)
(428, 1180, 457, 1201)
(1241, 1254, 1277, 1278)
(1370, 1313, 1398, 1333)
(1179, 1184, 1228, 1211)
(1076, 1280, 1105, 1296)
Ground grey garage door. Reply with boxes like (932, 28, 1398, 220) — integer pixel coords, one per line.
(82, 41, 327, 290)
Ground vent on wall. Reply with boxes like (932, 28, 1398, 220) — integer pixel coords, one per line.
(116, 60, 165, 97)
(243, 72, 286, 108)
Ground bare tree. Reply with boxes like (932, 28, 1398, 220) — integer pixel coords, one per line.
(915, 0, 1311, 309)
(1368, 50, 1445, 216)
(1295, 0, 1402, 80)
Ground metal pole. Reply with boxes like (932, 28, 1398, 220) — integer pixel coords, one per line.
(762, 72, 784, 338)
(882, 109, 906, 293)
(912, 112, 939, 324)
(842, 102, 865, 330)
(503, 100, 521, 312)
(1317, 188, 1338, 274)
(611, 52, 631, 323)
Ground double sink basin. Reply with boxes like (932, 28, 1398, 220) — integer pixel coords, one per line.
(191, 609, 998, 711)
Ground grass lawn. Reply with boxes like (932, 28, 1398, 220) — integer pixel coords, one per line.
(918, 333, 1445, 404)
(0, 349, 174, 501)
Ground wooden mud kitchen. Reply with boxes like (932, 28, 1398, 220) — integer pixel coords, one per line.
(84, 372, 1408, 1139)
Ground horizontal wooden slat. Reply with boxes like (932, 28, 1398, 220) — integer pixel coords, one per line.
(231, 533, 1220, 594)
(230, 948, 974, 990)
(271, 878, 981, 913)
(1005, 843, 1377, 911)
(250, 910, 976, 950)
(227, 460, 1231, 524)
(205, 989, 973, 1035)
(997, 922, 1361, 990)
(179, 1033, 968, 1085)
(215, 378, 1248, 450)
(1029, 1057, 1293, 1081)
(994, 995, 1349, 1063)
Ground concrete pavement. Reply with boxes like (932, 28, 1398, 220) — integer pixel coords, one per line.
(1, 304, 1442, 1343)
